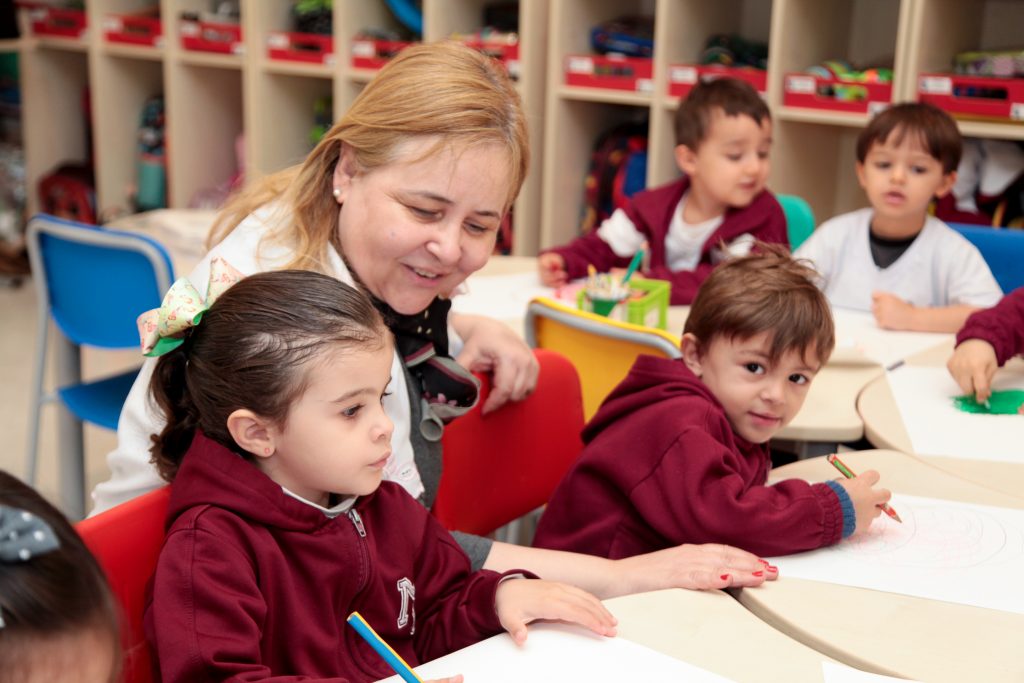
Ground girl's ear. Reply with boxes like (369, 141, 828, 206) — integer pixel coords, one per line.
(226, 409, 277, 459)
(680, 333, 704, 377)
(674, 144, 698, 177)
(332, 146, 359, 205)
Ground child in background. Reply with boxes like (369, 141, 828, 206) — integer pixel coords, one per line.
(795, 103, 1002, 332)
(948, 287, 1024, 411)
(533, 248, 892, 559)
(143, 267, 616, 683)
(538, 78, 787, 305)
(0, 470, 120, 683)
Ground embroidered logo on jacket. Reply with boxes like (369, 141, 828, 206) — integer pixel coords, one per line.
(396, 577, 416, 634)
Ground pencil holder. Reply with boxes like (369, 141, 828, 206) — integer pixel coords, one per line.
(577, 277, 670, 329)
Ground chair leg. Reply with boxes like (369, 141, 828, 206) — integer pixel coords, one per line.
(54, 329, 85, 520)
(25, 305, 50, 485)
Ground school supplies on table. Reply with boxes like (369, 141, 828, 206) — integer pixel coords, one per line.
(953, 389, 1024, 415)
(827, 454, 902, 523)
(347, 612, 423, 683)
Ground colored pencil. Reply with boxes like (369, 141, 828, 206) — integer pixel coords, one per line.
(826, 454, 903, 523)
(347, 612, 424, 683)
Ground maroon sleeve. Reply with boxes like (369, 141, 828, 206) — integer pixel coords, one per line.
(956, 287, 1024, 366)
(629, 427, 845, 557)
(543, 230, 626, 279)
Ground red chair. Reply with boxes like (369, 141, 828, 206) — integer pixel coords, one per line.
(77, 486, 170, 683)
(434, 348, 586, 537)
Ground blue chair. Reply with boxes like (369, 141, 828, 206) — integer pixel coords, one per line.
(948, 223, 1024, 293)
(777, 193, 816, 251)
(26, 214, 174, 518)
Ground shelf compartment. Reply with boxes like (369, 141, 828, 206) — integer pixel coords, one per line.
(919, 73, 1024, 124)
(783, 72, 892, 116)
(667, 64, 767, 98)
(564, 54, 653, 94)
(350, 38, 415, 71)
(103, 13, 163, 48)
(267, 31, 335, 66)
(180, 17, 244, 56)
(26, 6, 87, 40)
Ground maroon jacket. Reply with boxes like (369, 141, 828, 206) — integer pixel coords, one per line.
(146, 432, 519, 683)
(542, 177, 788, 304)
(956, 287, 1024, 365)
(532, 356, 846, 559)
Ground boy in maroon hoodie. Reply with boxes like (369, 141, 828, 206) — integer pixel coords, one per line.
(538, 78, 787, 304)
(142, 268, 616, 683)
(534, 248, 892, 559)
(948, 287, 1024, 412)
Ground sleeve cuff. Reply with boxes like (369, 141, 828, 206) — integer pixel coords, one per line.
(825, 480, 857, 538)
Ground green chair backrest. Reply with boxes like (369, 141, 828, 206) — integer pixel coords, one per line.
(777, 193, 815, 251)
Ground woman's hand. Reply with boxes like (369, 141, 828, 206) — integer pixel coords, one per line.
(495, 579, 617, 645)
(947, 338, 999, 404)
(452, 313, 539, 414)
(614, 543, 777, 593)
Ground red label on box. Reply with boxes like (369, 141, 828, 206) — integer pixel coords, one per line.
(181, 19, 243, 55)
(783, 72, 892, 114)
(267, 31, 334, 65)
(28, 7, 87, 39)
(351, 39, 414, 70)
(103, 14, 163, 47)
(668, 65, 767, 98)
(565, 54, 653, 93)
(919, 73, 1024, 122)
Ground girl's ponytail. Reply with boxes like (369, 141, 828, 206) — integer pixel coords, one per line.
(148, 346, 198, 482)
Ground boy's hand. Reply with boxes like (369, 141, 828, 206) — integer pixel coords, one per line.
(947, 338, 998, 404)
(495, 579, 617, 645)
(871, 291, 915, 330)
(837, 469, 891, 533)
(538, 253, 568, 287)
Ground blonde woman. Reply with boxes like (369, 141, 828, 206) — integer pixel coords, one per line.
(95, 42, 773, 597)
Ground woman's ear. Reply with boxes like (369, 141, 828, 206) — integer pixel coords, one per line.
(680, 333, 704, 377)
(226, 409, 278, 459)
(332, 147, 359, 204)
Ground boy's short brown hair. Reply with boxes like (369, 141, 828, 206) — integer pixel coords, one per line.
(856, 102, 962, 173)
(674, 78, 771, 149)
(683, 244, 835, 367)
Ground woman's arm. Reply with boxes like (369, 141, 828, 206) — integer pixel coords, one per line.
(449, 312, 539, 413)
(482, 540, 773, 600)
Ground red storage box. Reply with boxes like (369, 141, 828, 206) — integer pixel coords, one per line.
(565, 54, 653, 93)
(668, 64, 767, 98)
(784, 72, 892, 115)
(267, 31, 334, 65)
(27, 6, 87, 39)
(351, 38, 413, 70)
(460, 38, 520, 79)
(180, 18, 243, 55)
(103, 14, 162, 47)
(919, 73, 1024, 122)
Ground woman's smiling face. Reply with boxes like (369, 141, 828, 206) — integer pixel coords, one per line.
(334, 137, 511, 314)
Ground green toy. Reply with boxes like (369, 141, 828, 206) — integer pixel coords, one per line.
(952, 389, 1024, 415)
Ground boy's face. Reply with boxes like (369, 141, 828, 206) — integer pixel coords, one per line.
(856, 131, 956, 238)
(681, 331, 820, 444)
(675, 110, 772, 215)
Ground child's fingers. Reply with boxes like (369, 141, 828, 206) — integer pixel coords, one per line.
(426, 676, 464, 683)
(857, 469, 881, 486)
(972, 367, 992, 404)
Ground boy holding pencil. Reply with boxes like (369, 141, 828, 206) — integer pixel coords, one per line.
(538, 78, 788, 305)
(534, 247, 892, 559)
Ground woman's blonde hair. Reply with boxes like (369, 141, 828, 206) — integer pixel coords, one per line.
(208, 41, 529, 273)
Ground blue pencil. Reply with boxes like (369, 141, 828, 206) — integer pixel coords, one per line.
(347, 612, 424, 683)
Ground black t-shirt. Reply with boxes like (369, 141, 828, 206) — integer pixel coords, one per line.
(869, 227, 919, 269)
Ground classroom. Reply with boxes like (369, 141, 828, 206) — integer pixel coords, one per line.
(2, 1, 1024, 682)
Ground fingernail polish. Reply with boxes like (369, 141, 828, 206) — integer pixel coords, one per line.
(752, 570, 764, 577)
(767, 565, 778, 572)
(720, 574, 730, 581)
(758, 558, 770, 566)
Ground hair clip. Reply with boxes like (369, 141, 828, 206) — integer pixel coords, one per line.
(0, 504, 60, 563)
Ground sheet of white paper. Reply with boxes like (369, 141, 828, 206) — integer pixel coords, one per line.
(821, 661, 920, 682)
(830, 308, 950, 368)
(887, 365, 1024, 461)
(375, 623, 735, 683)
(449, 272, 572, 322)
(768, 494, 1024, 614)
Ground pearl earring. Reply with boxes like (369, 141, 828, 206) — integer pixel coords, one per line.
(332, 187, 341, 198)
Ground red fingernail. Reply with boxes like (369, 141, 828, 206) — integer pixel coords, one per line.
(720, 574, 730, 581)
(767, 565, 778, 572)
(752, 570, 764, 577)
(758, 558, 770, 566)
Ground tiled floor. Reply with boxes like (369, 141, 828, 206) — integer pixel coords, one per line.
(1, 277, 136, 518)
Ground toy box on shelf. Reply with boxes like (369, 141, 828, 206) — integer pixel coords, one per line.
(565, 54, 653, 94)
(267, 31, 334, 65)
(103, 13, 162, 47)
(180, 16, 243, 55)
(350, 38, 414, 70)
(783, 72, 892, 115)
(668, 65, 767, 98)
(458, 35, 519, 80)
(26, 5, 87, 39)
(577, 277, 669, 330)
(919, 74, 1024, 123)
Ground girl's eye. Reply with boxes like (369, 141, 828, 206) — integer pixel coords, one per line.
(341, 405, 363, 418)
(789, 373, 809, 385)
(745, 362, 765, 374)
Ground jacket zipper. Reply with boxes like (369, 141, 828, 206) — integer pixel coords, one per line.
(348, 508, 366, 537)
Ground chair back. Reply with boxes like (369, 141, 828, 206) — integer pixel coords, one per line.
(77, 486, 171, 683)
(26, 214, 174, 349)
(525, 297, 681, 420)
(948, 223, 1024, 293)
(434, 349, 585, 536)
(777, 193, 815, 251)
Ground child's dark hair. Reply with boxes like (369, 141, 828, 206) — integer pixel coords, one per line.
(674, 78, 771, 149)
(684, 244, 835, 367)
(0, 470, 120, 681)
(149, 270, 388, 482)
(856, 102, 962, 174)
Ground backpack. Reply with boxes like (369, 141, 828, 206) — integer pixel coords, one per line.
(580, 122, 648, 234)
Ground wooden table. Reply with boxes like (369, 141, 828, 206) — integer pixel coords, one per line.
(746, 449, 1024, 682)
